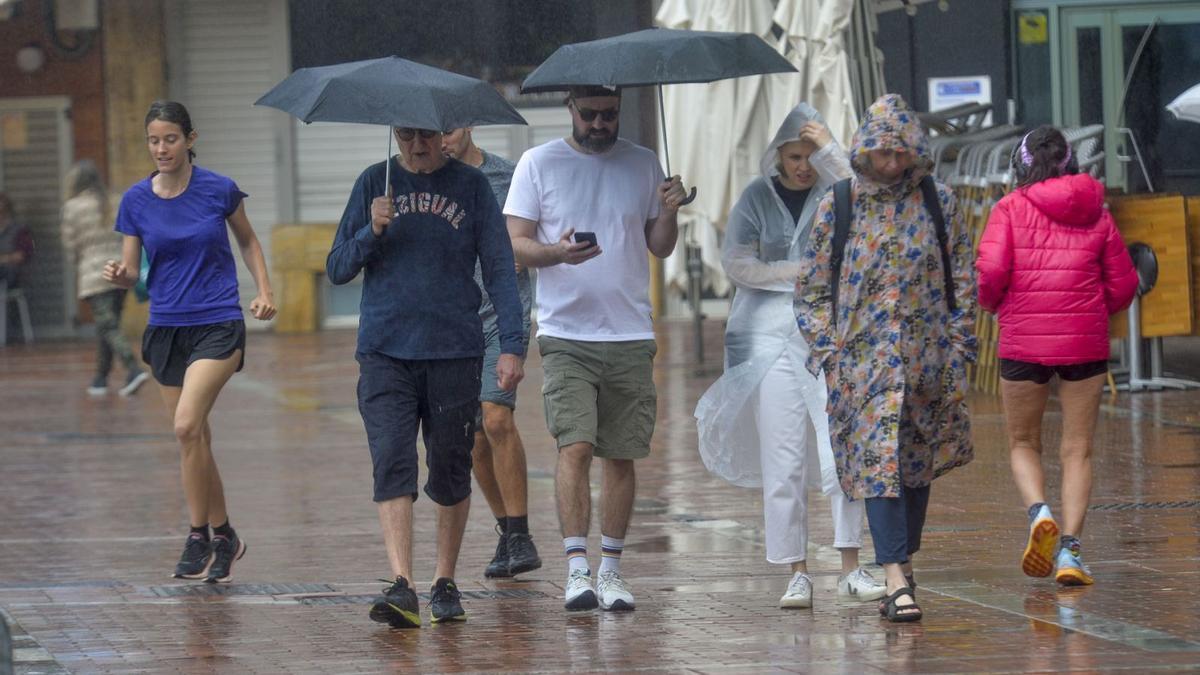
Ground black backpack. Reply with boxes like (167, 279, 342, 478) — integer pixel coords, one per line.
(829, 175, 957, 325)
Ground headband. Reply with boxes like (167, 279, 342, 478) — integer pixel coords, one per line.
(1018, 131, 1072, 172)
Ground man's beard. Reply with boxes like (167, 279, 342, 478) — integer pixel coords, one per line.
(574, 125, 618, 152)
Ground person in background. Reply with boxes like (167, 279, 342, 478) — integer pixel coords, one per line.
(0, 192, 32, 290)
(976, 125, 1137, 587)
(441, 127, 540, 580)
(61, 160, 149, 396)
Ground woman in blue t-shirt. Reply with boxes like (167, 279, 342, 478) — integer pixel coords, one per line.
(103, 100, 276, 584)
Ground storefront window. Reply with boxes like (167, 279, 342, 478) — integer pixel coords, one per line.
(1121, 22, 1200, 194)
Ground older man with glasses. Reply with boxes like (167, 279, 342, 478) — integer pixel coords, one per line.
(327, 125, 526, 628)
(505, 85, 687, 612)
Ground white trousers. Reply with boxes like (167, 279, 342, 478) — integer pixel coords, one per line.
(756, 333, 864, 564)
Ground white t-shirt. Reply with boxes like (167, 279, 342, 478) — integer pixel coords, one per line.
(505, 138, 664, 342)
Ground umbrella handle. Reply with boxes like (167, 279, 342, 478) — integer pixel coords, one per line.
(658, 85, 697, 207)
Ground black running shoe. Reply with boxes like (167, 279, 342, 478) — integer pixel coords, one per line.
(506, 532, 542, 576)
(485, 525, 511, 578)
(172, 533, 212, 579)
(204, 532, 246, 584)
(429, 577, 466, 623)
(370, 577, 421, 628)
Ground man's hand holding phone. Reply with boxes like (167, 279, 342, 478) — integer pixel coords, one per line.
(557, 227, 602, 265)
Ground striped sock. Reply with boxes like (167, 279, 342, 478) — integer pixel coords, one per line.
(599, 535, 624, 575)
(563, 536, 589, 574)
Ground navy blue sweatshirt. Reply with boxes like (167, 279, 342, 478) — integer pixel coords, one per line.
(326, 157, 524, 360)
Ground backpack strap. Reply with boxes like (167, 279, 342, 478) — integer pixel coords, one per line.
(829, 178, 853, 326)
(920, 175, 958, 313)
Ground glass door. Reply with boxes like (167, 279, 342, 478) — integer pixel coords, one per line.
(1061, 4, 1200, 194)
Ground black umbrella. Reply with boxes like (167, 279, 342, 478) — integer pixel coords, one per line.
(256, 56, 527, 188)
(522, 28, 797, 204)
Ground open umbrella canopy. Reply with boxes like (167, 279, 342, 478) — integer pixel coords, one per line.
(255, 56, 526, 130)
(520, 28, 796, 92)
(1167, 83, 1200, 124)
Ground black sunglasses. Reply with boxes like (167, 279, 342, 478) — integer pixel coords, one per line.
(395, 128, 439, 141)
(571, 102, 619, 123)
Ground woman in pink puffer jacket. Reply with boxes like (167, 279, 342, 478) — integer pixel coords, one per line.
(976, 125, 1136, 589)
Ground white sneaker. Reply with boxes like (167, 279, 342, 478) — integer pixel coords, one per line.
(779, 572, 813, 608)
(119, 371, 150, 397)
(564, 568, 598, 611)
(596, 569, 635, 611)
(837, 566, 887, 601)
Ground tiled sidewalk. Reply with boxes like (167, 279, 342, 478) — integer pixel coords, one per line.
(1, 323, 1198, 673)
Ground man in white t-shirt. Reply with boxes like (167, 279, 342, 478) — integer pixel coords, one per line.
(504, 85, 686, 613)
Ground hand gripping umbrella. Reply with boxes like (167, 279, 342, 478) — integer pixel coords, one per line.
(521, 28, 797, 205)
(256, 56, 527, 190)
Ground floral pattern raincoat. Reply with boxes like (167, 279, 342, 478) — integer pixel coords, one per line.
(794, 95, 977, 500)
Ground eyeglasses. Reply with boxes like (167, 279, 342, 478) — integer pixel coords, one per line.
(395, 128, 439, 141)
(571, 102, 619, 123)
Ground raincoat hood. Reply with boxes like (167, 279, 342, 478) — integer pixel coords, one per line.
(759, 102, 825, 178)
(849, 94, 933, 195)
(1020, 173, 1105, 227)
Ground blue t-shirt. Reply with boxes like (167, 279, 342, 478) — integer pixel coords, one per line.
(326, 157, 524, 361)
(115, 165, 245, 326)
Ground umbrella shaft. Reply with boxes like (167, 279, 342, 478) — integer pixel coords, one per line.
(658, 84, 672, 177)
(385, 127, 392, 195)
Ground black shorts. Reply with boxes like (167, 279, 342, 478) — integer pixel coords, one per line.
(142, 320, 246, 387)
(999, 358, 1108, 385)
(356, 351, 482, 506)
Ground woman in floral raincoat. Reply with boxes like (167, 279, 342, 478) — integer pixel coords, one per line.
(794, 94, 977, 622)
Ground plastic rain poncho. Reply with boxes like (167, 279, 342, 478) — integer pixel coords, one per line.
(694, 103, 852, 491)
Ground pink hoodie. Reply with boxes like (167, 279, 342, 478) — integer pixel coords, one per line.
(976, 173, 1137, 365)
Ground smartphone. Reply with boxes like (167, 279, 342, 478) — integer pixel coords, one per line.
(573, 231, 598, 248)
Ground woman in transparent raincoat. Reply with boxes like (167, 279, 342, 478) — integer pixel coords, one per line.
(695, 104, 885, 609)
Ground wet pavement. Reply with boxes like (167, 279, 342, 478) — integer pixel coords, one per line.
(1, 321, 1199, 673)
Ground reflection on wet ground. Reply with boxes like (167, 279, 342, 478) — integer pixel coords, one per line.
(1, 323, 1199, 672)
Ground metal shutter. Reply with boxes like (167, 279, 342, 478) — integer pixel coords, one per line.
(167, 0, 292, 317)
(295, 109, 572, 223)
(0, 99, 72, 338)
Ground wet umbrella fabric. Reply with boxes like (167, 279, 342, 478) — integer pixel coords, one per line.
(256, 56, 526, 130)
(1167, 82, 1200, 125)
(521, 28, 796, 204)
(520, 28, 796, 92)
(256, 56, 526, 188)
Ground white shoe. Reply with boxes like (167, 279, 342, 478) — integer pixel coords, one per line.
(119, 371, 150, 397)
(596, 569, 635, 611)
(779, 572, 813, 608)
(837, 566, 887, 601)
(564, 568, 598, 611)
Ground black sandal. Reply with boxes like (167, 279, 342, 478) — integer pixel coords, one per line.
(878, 576, 917, 615)
(881, 587, 922, 623)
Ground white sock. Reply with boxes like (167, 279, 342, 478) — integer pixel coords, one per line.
(599, 535, 624, 575)
(563, 536, 589, 574)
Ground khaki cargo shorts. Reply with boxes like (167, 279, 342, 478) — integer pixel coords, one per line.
(537, 336, 657, 460)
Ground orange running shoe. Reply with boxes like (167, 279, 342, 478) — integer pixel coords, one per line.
(1021, 504, 1060, 577)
